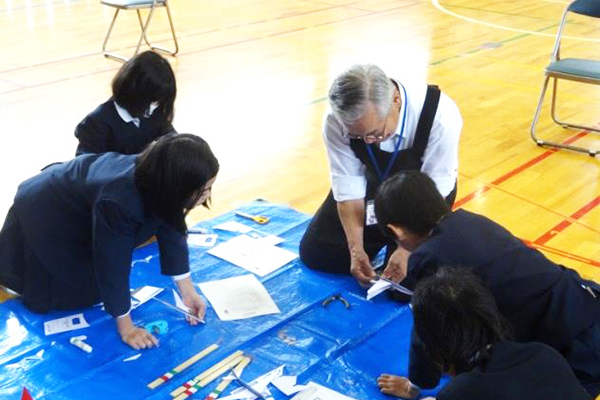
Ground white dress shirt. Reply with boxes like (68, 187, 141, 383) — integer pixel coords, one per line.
(113, 101, 160, 128)
(323, 79, 462, 201)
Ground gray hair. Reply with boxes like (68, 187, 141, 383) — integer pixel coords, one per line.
(328, 64, 394, 126)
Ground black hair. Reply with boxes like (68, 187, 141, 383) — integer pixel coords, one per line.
(412, 267, 512, 374)
(112, 51, 176, 123)
(374, 171, 451, 237)
(134, 134, 219, 232)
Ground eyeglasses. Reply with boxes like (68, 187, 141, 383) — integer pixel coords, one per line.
(343, 110, 392, 144)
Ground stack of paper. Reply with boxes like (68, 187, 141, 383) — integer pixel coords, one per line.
(208, 235, 297, 277)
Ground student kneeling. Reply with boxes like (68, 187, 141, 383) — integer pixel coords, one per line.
(378, 267, 590, 400)
(0, 134, 218, 350)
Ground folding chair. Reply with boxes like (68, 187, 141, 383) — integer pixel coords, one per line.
(530, 0, 600, 157)
(101, 0, 179, 62)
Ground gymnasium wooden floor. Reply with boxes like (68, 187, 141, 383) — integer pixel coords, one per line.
(0, 0, 598, 301)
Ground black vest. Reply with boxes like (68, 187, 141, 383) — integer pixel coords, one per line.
(349, 85, 441, 198)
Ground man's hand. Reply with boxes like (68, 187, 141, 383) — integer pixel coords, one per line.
(377, 375, 420, 399)
(116, 315, 158, 350)
(350, 247, 376, 284)
(381, 247, 410, 283)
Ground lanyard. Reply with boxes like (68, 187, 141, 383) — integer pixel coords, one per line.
(365, 83, 408, 182)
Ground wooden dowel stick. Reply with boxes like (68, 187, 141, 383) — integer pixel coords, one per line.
(147, 343, 219, 389)
(170, 350, 244, 397)
(172, 354, 245, 400)
(203, 357, 251, 400)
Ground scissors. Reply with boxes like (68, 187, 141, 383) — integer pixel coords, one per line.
(235, 211, 269, 224)
(229, 366, 270, 400)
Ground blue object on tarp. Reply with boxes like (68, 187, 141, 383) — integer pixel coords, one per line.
(144, 320, 168, 335)
(0, 201, 447, 400)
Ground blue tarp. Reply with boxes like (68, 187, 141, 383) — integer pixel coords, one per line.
(0, 202, 447, 400)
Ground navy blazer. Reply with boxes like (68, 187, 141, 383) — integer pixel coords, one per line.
(74, 99, 175, 155)
(438, 341, 591, 400)
(12, 153, 189, 317)
(408, 209, 600, 351)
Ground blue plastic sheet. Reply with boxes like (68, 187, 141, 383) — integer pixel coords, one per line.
(0, 201, 447, 400)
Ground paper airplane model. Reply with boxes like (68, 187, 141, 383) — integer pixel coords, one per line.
(219, 365, 284, 400)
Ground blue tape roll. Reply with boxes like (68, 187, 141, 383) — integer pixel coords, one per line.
(144, 320, 169, 335)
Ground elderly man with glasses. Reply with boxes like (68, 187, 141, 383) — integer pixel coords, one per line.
(299, 64, 462, 289)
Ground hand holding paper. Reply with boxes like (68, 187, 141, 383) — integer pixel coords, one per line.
(175, 278, 206, 325)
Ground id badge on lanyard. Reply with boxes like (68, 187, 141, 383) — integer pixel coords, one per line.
(364, 83, 408, 227)
(365, 199, 377, 226)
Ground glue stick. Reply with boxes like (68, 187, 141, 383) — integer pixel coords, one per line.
(70, 335, 92, 353)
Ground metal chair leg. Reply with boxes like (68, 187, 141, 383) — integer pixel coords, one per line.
(102, 1, 178, 63)
(531, 76, 598, 157)
(148, 1, 179, 56)
(550, 77, 600, 133)
(102, 9, 128, 61)
(137, 10, 153, 48)
(163, 1, 179, 55)
(530, 76, 551, 146)
(132, 5, 157, 59)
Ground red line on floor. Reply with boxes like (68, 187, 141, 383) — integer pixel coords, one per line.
(533, 220, 573, 246)
(452, 186, 491, 209)
(453, 131, 588, 209)
(522, 239, 600, 268)
(572, 195, 600, 219)
(534, 195, 600, 245)
(491, 151, 555, 186)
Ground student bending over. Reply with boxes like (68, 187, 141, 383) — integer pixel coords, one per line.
(378, 267, 591, 400)
(374, 171, 600, 397)
(0, 134, 217, 349)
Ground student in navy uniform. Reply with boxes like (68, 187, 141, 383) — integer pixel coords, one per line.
(75, 51, 176, 155)
(0, 134, 218, 350)
(378, 267, 591, 400)
(299, 64, 461, 286)
(374, 171, 600, 398)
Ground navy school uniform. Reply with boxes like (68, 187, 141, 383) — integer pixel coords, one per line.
(74, 99, 175, 155)
(407, 209, 600, 397)
(0, 153, 188, 317)
(437, 341, 591, 400)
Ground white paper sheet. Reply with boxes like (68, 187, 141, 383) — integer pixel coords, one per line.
(247, 230, 284, 246)
(208, 235, 297, 277)
(44, 313, 89, 335)
(198, 274, 280, 321)
(272, 375, 307, 396)
(187, 233, 218, 247)
(123, 354, 142, 362)
(213, 221, 253, 233)
(290, 382, 357, 400)
(367, 280, 392, 300)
